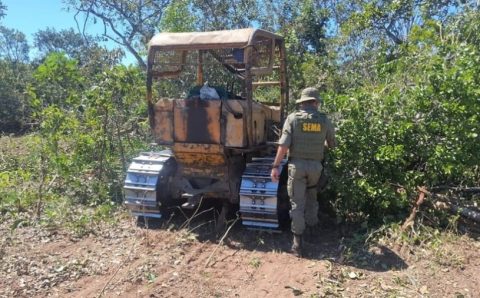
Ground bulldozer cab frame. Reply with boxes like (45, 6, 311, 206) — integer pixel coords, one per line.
(146, 28, 289, 150)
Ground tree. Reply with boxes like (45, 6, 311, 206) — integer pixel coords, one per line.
(34, 27, 96, 59)
(0, 1, 6, 20)
(324, 8, 480, 222)
(33, 27, 123, 72)
(191, 0, 261, 30)
(29, 52, 83, 109)
(330, 0, 462, 47)
(0, 24, 31, 132)
(0, 26, 29, 63)
(64, 0, 172, 69)
(0, 60, 32, 132)
(159, 0, 196, 32)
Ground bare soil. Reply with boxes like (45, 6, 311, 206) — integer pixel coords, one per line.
(1, 210, 479, 298)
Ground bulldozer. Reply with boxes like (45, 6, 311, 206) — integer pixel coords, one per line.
(124, 28, 290, 230)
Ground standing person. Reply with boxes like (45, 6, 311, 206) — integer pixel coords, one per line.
(270, 87, 336, 257)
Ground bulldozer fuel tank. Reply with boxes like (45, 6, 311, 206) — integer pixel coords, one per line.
(239, 157, 288, 229)
(123, 150, 174, 218)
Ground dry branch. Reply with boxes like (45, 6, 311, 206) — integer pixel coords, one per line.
(205, 217, 239, 268)
(401, 186, 426, 232)
(401, 187, 480, 230)
(434, 201, 480, 223)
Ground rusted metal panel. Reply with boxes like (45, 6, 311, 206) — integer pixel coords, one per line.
(153, 98, 174, 144)
(173, 143, 225, 167)
(173, 142, 223, 153)
(181, 166, 226, 179)
(244, 47, 254, 146)
(175, 152, 225, 167)
(279, 40, 289, 121)
(174, 99, 221, 144)
(251, 101, 267, 145)
(269, 105, 281, 123)
(224, 100, 247, 147)
(257, 104, 281, 124)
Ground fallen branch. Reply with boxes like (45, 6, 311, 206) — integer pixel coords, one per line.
(401, 186, 426, 232)
(434, 201, 480, 223)
(430, 186, 480, 193)
(97, 238, 137, 298)
(406, 187, 480, 224)
(204, 216, 239, 268)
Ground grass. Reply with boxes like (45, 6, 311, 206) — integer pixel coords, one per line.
(249, 257, 261, 269)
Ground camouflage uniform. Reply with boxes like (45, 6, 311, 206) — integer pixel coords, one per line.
(278, 92, 336, 236)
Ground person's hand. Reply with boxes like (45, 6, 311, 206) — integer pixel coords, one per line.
(271, 167, 280, 182)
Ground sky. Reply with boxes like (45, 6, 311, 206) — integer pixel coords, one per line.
(2, 0, 91, 40)
(1, 0, 133, 62)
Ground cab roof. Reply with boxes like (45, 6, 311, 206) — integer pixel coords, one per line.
(148, 28, 283, 50)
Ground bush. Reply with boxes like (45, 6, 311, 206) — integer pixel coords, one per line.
(325, 19, 480, 223)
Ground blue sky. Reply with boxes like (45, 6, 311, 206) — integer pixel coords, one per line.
(1, 0, 133, 62)
(2, 0, 89, 40)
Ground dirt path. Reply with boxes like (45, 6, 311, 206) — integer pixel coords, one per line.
(1, 213, 479, 298)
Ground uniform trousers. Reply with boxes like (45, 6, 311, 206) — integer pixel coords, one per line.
(287, 158, 323, 235)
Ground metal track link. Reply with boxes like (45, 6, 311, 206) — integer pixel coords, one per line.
(123, 151, 172, 219)
(239, 157, 287, 229)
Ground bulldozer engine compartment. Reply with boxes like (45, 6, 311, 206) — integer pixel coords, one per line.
(153, 98, 280, 148)
(125, 29, 291, 230)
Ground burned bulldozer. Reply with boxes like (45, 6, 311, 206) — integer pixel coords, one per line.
(124, 28, 290, 229)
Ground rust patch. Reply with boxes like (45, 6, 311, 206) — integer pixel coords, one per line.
(173, 143, 225, 167)
(153, 98, 174, 144)
(174, 99, 221, 144)
(175, 152, 225, 167)
(224, 100, 247, 147)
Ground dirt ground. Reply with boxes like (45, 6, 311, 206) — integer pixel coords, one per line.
(1, 209, 479, 298)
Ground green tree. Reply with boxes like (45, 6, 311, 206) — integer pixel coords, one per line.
(273, 0, 330, 95)
(64, 0, 173, 69)
(0, 24, 31, 132)
(0, 61, 32, 132)
(29, 52, 148, 207)
(29, 53, 83, 109)
(159, 0, 196, 32)
(192, 0, 261, 30)
(327, 10, 480, 222)
(33, 27, 123, 74)
(0, 26, 29, 63)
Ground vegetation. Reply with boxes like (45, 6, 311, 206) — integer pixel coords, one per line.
(0, 0, 479, 234)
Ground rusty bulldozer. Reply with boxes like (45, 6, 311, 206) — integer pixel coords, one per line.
(124, 28, 291, 230)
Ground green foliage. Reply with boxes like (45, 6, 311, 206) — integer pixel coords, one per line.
(33, 27, 124, 70)
(2, 53, 150, 233)
(2, 0, 479, 231)
(30, 53, 83, 109)
(0, 60, 32, 132)
(65, 0, 172, 69)
(0, 25, 29, 62)
(30, 56, 149, 206)
(327, 14, 480, 222)
(192, 0, 261, 29)
(0, 135, 42, 215)
(159, 0, 196, 32)
(0, 24, 32, 132)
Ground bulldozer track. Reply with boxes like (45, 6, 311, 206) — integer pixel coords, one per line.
(123, 151, 173, 219)
(239, 157, 288, 229)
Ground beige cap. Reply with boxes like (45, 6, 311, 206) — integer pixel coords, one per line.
(296, 87, 322, 104)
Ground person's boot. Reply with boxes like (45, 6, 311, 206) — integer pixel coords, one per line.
(291, 234, 303, 257)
